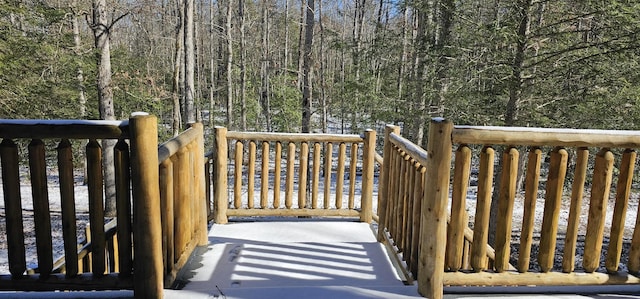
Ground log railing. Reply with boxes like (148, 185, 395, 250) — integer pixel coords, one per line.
(416, 118, 640, 298)
(213, 127, 377, 224)
(0, 119, 135, 292)
(157, 122, 208, 286)
(0, 115, 207, 297)
(377, 123, 497, 285)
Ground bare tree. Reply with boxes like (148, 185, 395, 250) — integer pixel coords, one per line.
(260, 0, 272, 131)
(172, 0, 184, 135)
(301, 0, 314, 133)
(238, 0, 247, 131)
(71, 0, 86, 117)
(225, 0, 233, 129)
(91, 0, 120, 216)
(184, 0, 196, 124)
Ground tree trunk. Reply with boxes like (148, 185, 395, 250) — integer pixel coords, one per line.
(184, 0, 196, 125)
(318, 0, 327, 133)
(260, 0, 272, 132)
(489, 0, 533, 247)
(209, 0, 216, 128)
(92, 0, 117, 217)
(396, 6, 410, 121)
(296, 0, 305, 90)
(71, 2, 86, 117)
(239, 0, 247, 131)
(300, 0, 314, 133)
(351, 0, 366, 133)
(225, 0, 234, 129)
(172, 0, 184, 136)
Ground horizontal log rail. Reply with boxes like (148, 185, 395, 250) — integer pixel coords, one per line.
(418, 119, 640, 299)
(213, 127, 376, 224)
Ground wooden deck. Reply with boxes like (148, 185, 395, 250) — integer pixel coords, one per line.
(164, 219, 422, 299)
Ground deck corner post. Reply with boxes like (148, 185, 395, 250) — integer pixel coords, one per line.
(377, 125, 400, 241)
(213, 126, 229, 224)
(129, 113, 164, 298)
(360, 129, 377, 223)
(418, 118, 453, 299)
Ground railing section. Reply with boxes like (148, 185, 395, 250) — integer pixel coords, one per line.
(418, 120, 640, 299)
(378, 119, 640, 298)
(157, 123, 208, 286)
(213, 127, 376, 223)
(0, 119, 134, 291)
(0, 115, 207, 298)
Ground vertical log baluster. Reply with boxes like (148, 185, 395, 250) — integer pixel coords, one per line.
(538, 147, 568, 273)
(336, 143, 346, 209)
(403, 159, 416, 258)
(86, 139, 105, 276)
(348, 143, 358, 209)
(495, 147, 519, 273)
(312, 142, 321, 209)
(260, 141, 270, 209)
(410, 165, 426, 278)
(389, 148, 403, 240)
(234, 141, 243, 209)
(398, 153, 410, 250)
(562, 147, 589, 273)
(0, 139, 27, 277)
(606, 149, 636, 273)
(360, 130, 376, 223)
(58, 139, 78, 277)
(471, 146, 495, 272)
(299, 142, 309, 208)
(583, 148, 614, 273)
(285, 142, 296, 209)
(448, 145, 472, 271)
(174, 148, 191, 256)
(519, 147, 543, 273)
(114, 139, 132, 276)
(247, 141, 256, 208)
(273, 142, 282, 208)
(159, 160, 174, 275)
(323, 142, 333, 209)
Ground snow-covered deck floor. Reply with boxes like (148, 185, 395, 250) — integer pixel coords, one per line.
(165, 219, 423, 299)
(163, 219, 640, 299)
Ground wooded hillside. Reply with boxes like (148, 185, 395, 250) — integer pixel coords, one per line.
(1, 0, 640, 142)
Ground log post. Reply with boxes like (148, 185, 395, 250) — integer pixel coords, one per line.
(418, 118, 453, 299)
(129, 113, 163, 298)
(360, 129, 376, 223)
(377, 125, 400, 241)
(213, 127, 228, 224)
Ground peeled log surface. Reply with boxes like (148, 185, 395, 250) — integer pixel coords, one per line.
(453, 125, 640, 148)
(443, 271, 640, 286)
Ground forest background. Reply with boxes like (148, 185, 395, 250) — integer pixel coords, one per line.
(1, 0, 640, 146)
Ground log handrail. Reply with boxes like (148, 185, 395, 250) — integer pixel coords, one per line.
(453, 125, 640, 148)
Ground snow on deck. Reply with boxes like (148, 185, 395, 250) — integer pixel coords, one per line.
(165, 220, 422, 299)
